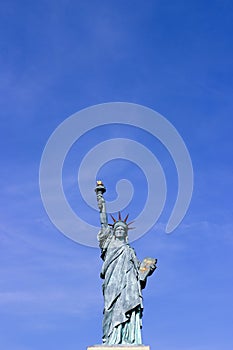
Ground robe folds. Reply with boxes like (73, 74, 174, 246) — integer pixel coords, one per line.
(98, 228, 143, 344)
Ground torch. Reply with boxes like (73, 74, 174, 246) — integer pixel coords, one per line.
(95, 180, 106, 197)
(95, 181, 107, 225)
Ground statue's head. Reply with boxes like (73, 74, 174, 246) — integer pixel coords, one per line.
(110, 212, 134, 242)
(113, 221, 128, 242)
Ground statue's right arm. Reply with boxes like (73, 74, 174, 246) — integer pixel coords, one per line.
(97, 193, 112, 251)
(97, 193, 108, 228)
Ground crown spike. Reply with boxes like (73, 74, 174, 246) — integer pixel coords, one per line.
(118, 211, 122, 221)
(124, 214, 129, 222)
(127, 221, 135, 226)
(110, 214, 116, 222)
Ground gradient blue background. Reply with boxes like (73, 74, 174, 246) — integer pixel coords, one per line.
(1, 1, 233, 349)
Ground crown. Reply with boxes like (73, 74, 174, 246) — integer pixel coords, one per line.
(109, 212, 135, 232)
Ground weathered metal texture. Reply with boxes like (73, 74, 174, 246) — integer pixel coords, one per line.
(95, 181, 157, 345)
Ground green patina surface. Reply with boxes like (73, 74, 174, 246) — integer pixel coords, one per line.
(95, 182, 157, 345)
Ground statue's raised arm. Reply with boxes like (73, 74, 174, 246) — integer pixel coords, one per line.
(95, 180, 108, 228)
(95, 181, 113, 254)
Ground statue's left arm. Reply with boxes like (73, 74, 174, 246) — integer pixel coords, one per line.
(139, 257, 157, 289)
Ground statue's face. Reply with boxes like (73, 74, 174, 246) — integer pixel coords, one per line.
(114, 225, 127, 240)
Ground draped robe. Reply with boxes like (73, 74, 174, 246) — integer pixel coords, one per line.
(98, 227, 143, 345)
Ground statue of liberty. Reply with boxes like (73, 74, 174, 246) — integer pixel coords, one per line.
(95, 181, 157, 345)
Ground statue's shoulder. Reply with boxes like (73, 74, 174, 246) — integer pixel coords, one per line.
(128, 244, 137, 255)
(126, 244, 139, 260)
(97, 225, 112, 240)
(97, 225, 114, 253)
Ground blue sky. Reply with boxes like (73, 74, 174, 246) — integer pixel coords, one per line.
(1, 1, 233, 349)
